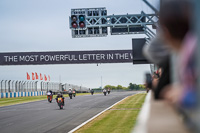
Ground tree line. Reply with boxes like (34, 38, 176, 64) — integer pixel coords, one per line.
(103, 83, 145, 90)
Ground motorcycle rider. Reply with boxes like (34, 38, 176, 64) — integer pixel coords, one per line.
(49, 90, 53, 95)
(47, 91, 51, 96)
(90, 89, 94, 95)
(47, 90, 53, 96)
(68, 88, 73, 99)
(107, 88, 111, 94)
(68, 88, 72, 93)
(47, 90, 53, 102)
(56, 92, 65, 105)
(103, 88, 107, 96)
(72, 89, 76, 97)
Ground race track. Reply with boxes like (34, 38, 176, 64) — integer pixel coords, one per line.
(0, 91, 137, 133)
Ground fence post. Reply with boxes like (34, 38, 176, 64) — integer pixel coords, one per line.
(19, 81, 21, 92)
(23, 81, 25, 92)
(12, 80, 15, 92)
(35, 81, 38, 91)
(5, 80, 8, 93)
(41, 81, 43, 91)
(47, 82, 49, 92)
(15, 81, 18, 92)
(1, 80, 4, 93)
(8, 80, 11, 92)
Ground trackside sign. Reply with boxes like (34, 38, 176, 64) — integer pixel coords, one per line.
(0, 50, 133, 65)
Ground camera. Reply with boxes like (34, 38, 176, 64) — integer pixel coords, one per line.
(145, 73, 152, 89)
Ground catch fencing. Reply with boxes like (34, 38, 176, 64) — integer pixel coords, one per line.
(0, 80, 90, 98)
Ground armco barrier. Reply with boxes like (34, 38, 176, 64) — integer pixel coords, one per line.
(0, 91, 46, 98)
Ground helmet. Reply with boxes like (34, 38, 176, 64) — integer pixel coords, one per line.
(57, 93, 61, 96)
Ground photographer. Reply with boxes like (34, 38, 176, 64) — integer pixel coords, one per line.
(145, 70, 160, 93)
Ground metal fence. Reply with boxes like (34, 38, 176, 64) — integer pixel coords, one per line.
(0, 80, 90, 93)
(62, 83, 89, 92)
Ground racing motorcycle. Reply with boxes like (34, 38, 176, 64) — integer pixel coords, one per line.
(57, 97, 64, 109)
(72, 90, 76, 97)
(68, 92, 73, 99)
(47, 95, 52, 103)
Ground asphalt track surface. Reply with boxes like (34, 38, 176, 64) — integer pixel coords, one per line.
(0, 91, 137, 133)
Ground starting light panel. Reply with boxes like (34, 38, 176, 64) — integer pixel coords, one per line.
(70, 10, 86, 29)
(70, 7, 108, 38)
(69, 7, 156, 38)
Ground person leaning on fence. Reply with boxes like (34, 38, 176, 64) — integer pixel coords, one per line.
(143, 33, 171, 99)
(159, 0, 197, 108)
(152, 71, 160, 90)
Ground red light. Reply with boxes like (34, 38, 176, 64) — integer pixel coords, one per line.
(79, 22, 85, 28)
(72, 22, 78, 28)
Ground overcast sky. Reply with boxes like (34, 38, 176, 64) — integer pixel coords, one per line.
(0, 0, 159, 88)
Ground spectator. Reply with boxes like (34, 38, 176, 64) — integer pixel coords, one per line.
(143, 34, 170, 67)
(143, 33, 171, 99)
(159, 0, 197, 108)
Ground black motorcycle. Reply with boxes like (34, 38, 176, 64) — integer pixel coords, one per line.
(103, 91, 106, 96)
(108, 91, 110, 94)
(68, 93, 73, 99)
(91, 90, 94, 95)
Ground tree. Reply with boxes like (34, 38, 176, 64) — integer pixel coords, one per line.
(128, 83, 135, 90)
(122, 87, 127, 90)
(103, 83, 144, 91)
(128, 83, 146, 90)
(116, 85, 123, 90)
(104, 85, 116, 90)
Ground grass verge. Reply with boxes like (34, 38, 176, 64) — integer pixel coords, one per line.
(0, 93, 92, 107)
(75, 93, 146, 133)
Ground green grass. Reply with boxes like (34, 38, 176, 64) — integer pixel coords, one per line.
(0, 93, 92, 107)
(75, 93, 146, 133)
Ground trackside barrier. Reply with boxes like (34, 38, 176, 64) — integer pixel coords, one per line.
(132, 91, 190, 133)
(0, 91, 46, 98)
